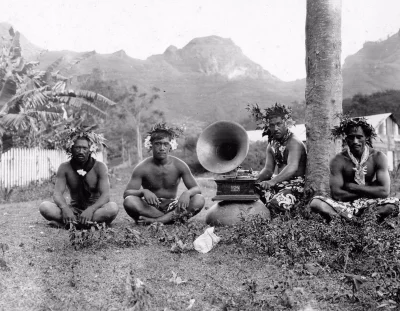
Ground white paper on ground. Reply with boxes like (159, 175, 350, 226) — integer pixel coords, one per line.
(193, 227, 221, 253)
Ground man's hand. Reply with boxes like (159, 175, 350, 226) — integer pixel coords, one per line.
(143, 189, 160, 206)
(61, 206, 77, 224)
(79, 207, 95, 225)
(259, 180, 275, 190)
(177, 191, 191, 213)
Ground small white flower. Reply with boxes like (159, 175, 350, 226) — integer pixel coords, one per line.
(77, 169, 87, 176)
(144, 136, 152, 150)
(170, 139, 178, 150)
(89, 144, 97, 153)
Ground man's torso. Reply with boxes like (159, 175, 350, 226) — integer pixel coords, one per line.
(338, 148, 378, 185)
(64, 160, 102, 202)
(141, 157, 182, 198)
(274, 135, 307, 176)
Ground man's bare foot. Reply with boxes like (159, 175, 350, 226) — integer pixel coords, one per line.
(137, 216, 158, 225)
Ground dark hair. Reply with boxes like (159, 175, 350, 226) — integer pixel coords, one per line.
(150, 131, 173, 142)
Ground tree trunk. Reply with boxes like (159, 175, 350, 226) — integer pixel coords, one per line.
(305, 0, 342, 196)
(136, 111, 143, 162)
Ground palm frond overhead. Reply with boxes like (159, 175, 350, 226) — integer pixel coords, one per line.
(74, 90, 117, 107)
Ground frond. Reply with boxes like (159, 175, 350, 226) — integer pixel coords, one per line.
(0, 77, 17, 107)
(62, 97, 107, 118)
(1, 86, 49, 113)
(44, 56, 64, 81)
(74, 89, 117, 107)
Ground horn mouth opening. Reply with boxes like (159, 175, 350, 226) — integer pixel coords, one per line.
(196, 121, 249, 174)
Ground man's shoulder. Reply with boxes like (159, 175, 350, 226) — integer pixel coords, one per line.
(288, 133, 306, 149)
(169, 156, 189, 167)
(331, 151, 348, 165)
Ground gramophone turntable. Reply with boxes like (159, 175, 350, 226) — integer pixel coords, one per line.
(196, 121, 260, 201)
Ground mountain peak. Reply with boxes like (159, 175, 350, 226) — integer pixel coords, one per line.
(112, 49, 128, 58)
(149, 35, 277, 81)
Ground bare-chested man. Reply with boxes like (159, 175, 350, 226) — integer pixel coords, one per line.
(39, 128, 118, 227)
(248, 103, 307, 214)
(123, 123, 205, 224)
(310, 116, 399, 221)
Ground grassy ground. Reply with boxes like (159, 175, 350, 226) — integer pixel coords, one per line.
(0, 168, 398, 311)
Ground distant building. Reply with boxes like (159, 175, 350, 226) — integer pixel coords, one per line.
(247, 113, 400, 171)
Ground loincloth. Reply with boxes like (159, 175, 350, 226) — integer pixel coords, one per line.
(145, 197, 180, 213)
(70, 196, 100, 215)
(255, 176, 305, 211)
(313, 196, 400, 220)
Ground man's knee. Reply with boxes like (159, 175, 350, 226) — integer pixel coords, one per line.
(93, 202, 119, 223)
(189, 194, 205, 211)
(39, 201, 60, 220)
(123, 196, 143, 212)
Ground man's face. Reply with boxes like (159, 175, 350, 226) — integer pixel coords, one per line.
(268, 116, 288, 140)
(346, 126, 366, 155)
(152, 137, 171, 159)
(71, 138, 91, 163)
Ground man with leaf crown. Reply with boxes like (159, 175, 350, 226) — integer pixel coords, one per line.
(310, 116, 399, 222)
(247, 103, 307, 215)
(39, 126, 119, 227)
(123, 123, 205, 224)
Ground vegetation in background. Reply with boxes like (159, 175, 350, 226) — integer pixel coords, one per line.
(0, 27, 116, 152)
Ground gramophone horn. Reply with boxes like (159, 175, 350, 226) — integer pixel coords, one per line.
(196, 121, 249, 174)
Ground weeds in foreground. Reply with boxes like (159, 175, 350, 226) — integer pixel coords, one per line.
(68, 222, 148, 250)
(223, 203, 400, 309)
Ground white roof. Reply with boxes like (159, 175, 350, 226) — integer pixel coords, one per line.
(364, 113, 393, 128)
(247, 113, 396, 143)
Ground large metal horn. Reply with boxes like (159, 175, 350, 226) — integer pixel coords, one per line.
(196, 121, 249, 174)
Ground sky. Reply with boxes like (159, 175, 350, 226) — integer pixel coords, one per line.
(2, 0, 400, 81)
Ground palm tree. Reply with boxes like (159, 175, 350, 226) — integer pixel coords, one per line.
(0, 26, 116, 152)
(305, 0, 342, 195)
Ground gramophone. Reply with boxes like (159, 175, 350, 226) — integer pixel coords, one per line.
(196, 121, 259, 201)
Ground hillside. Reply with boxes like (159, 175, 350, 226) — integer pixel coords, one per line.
(3, 22, 400, 124)
(343, 30, 400, 98)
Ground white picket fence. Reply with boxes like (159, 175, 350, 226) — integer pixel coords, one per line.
(0, 148, 103, 189)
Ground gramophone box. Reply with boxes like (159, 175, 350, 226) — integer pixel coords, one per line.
(196, 121, 260, 202)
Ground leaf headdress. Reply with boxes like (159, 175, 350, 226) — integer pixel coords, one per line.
(144, 123, 184, 150)
(331, 114, 377, 147)
(54, 125, 106, 156)
(247, 103, 295, 143)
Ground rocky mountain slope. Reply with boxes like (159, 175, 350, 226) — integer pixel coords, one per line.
(2, 22, 400, 124)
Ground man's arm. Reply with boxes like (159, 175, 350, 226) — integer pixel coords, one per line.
(53, 163, 76, 224)
(123, 165, 145, 199)
(177, 159, 202, 210)
(79, 162, 112, 224)
(268, 139, 303, 186)
(344, 152, 390, 199)
(330, 156, 360, 202)
(86, 162, 111, 211)
(256, 146, 275, 182)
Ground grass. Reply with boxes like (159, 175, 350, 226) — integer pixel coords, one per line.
(0, 168, 399, 310)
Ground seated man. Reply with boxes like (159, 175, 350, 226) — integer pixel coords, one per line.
(39, 127, 119, 227)
(123, 123, 205, 224)
(310, 116, 399, 221)
(248, 103, 307, 214)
